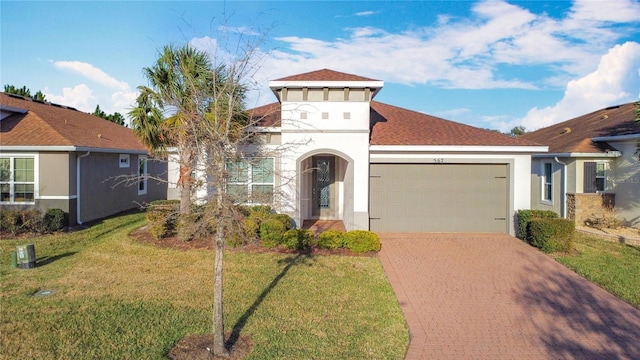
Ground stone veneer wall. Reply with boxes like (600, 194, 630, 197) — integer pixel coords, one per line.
(567, 193, 615, 225)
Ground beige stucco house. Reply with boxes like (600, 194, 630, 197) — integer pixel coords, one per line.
(0, 92, 167, 225)
(521, 102, 640, 228)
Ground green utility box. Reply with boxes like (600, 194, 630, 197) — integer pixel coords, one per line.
(16, 244, 36, 269)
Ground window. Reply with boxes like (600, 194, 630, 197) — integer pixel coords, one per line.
(138, 156, 147, 195)
(119, 154, 130, 168)
(584, 162, 606, 193)
(226, 158, 274, 204)
(542, 162, 552, 202)
(0, 156, 36, 203)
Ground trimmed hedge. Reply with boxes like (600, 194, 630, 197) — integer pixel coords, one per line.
(343, 230, 381, 253)
(44, 208, 66, 232)
(317, 229, 345, 249)
(528, 218, 575, 253)
(269, 213, 294, 232)
(282, 229, 314, 250)
(146, 201, 179, 240)
(0, 208, 67, 235)
(260, 218, 286, 248)
(516, 209, 559, 240)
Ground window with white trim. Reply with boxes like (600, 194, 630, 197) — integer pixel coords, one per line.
(138, 156, 147, 195)
(119, 154, 130, 168)
(0, 156, 35, 203)
(226, 158, 274, 204)
(542, 162, 552, 202)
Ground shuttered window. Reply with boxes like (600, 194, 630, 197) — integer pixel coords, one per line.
(584, 162, 606, 193)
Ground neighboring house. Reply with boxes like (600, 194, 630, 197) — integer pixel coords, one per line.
(0, 93, 167, 225)
(168, 69, 546, 235)
(520, 102, 640, 228)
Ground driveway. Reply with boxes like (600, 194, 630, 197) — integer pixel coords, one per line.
(378, 233, 640, 360)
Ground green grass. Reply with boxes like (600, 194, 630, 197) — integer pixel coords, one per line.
(0, 212, 408, 359)
(555, 233, 640, 308)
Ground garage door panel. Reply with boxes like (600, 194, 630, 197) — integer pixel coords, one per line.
(370, 164, 508, 233)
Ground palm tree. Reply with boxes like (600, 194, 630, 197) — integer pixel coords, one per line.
(129, 44, 215, 219)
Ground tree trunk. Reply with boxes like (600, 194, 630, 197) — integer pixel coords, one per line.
(212, 181, 229, 356)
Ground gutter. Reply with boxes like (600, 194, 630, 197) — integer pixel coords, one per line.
(76, 151, 91, 225)
(554, 157, 568, 218)
(533, 151, 621, 158)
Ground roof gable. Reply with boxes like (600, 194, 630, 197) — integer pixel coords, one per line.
(0, 93, 147, 152)
(520, 102, 640, 153)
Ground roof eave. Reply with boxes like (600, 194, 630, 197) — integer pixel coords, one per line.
(369, 145, 549, 153)
(532, 151, 622, 158)
(592, 133, 640, 142)
(0, 145, 148, 154)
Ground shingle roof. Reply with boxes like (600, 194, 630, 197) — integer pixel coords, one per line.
(250, 100, 541, 147)
(249, 102, 281, 127)
(273, 69, 379, 82)
(519, 102, 639, 153)
(0, 93, 147, 152)
(369, 101, 540, 146)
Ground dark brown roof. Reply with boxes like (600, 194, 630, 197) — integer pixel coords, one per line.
(273, 69, 379, 82)
(370, 101, 540, 146)
(249, 102, 281, 127)
(0, 93, 147, 152)
(519, 102, 639, 153)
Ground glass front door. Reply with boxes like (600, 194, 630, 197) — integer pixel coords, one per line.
(312, 156, 336, 218)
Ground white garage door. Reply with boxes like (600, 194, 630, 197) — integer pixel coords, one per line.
(370, 164, 509, 232)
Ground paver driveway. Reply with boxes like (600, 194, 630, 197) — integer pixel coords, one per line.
(378, 233, 640, 360)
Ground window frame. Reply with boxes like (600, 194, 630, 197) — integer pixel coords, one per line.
(226, 157, 275, 205)
(138, 156, 147, 195)
(0, 154, 38, 204)
(541, 162, 553, 204)
(595, 162, 606, 192)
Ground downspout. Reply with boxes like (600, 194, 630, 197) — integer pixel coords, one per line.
(76, 151, 91, 225)
(554, 157, 567, 218)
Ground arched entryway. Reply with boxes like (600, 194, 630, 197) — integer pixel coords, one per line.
(297, 150, 354, 228)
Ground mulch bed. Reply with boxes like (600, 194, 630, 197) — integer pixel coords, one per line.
(167, 333, 252, 360)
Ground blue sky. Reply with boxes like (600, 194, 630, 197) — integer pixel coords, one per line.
(2, 0, 639, 132)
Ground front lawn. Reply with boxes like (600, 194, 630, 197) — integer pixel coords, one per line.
(0, 212, 408, 359)
(555, 233, 640, 308)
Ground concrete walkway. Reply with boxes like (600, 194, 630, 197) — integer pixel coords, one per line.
(378, 233, 640, 360)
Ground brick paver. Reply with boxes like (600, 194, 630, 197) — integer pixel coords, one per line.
(378, 233, 640, 360)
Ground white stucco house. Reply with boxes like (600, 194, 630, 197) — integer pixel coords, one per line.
(168, 69, 547, 235)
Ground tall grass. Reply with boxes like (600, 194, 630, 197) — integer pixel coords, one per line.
(0, 212, 408, 359)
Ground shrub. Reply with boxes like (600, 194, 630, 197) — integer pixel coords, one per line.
(146, 202, 178, 240)
(317, 229, 345, 249)
(343, 230, 381, 253)
(0, 210, 21, 235)
(260, 218, 286, 248)
(516, 209, 559, 240)
(44, 208, 66, 232)
(268, 213, 293, 232)
(227, 217, 260, 248)
(20, 209, 46, 234)
(528, 218, 575, 253)
(282, 229, 314, 250)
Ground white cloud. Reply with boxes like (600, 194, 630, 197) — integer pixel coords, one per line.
(258, 0, 637, 93)
(518, 42, 640, 131)
(354, 11, 377, 17)
(53, 61, 130, 91)
(44, 84, 96, 112)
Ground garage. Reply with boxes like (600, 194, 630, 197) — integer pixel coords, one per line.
(369, 163, 509, 232)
